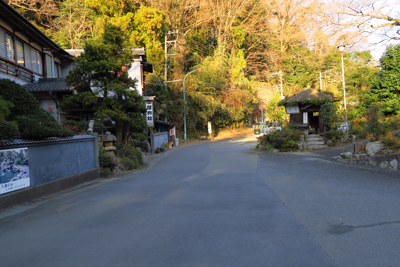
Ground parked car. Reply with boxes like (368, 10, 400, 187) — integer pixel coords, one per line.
(264, 122, 282, 135)
(338, 122, 352, 132)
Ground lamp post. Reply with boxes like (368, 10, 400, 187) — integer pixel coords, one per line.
(338, 45, 348, 134)
(183, 68, 202, 140)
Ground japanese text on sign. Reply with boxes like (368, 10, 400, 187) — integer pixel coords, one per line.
(146, 100, 154, 127)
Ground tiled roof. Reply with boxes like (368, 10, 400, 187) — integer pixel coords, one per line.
(24, 78, 73, 93)
(0, 135, 94, 148)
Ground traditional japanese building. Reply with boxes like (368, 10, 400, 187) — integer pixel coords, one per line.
(279, 89, 337, 135)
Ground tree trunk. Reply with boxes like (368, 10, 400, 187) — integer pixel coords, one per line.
(115, 119, 124, 148)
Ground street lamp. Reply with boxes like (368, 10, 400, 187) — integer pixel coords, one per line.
(338, 45, 348, 134)
(183, 68, 202, 140)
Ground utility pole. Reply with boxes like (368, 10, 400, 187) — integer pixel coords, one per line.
(164, 30, 178, 83)
(320, 72, 322, 91)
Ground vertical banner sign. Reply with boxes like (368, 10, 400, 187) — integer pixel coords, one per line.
(208, 121, 212, 134)
(303, 112, 308, 124)
(146, 100, 154, 127)
(0, 148, 30, 195)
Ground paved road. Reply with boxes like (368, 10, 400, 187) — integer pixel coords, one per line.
(1, 135, 399, 266)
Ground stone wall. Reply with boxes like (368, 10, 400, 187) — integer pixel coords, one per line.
(352, 154, 399, 171)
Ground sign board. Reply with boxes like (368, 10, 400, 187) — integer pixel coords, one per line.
(145, 100, 154, 127)
(0, 148, 30, 195)
(303, 112, 308, 124)
(170, 126, 175, 136)
(285, 103, 300, 114)
(208, 121, 212, 134)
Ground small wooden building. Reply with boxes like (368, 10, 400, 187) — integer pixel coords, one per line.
(279, 89, 337, 135)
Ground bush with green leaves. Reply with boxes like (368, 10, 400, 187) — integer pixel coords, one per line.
(259, 126, 303, 152)
(364, 103, 389, 141)
(121, 145, 143, 166)
(99, 152, 116, 169)
(0, 78, 74, 140)
(0, 121, 20, 141)
(320, 102, 341, 130)
(381, 136, 400, 152)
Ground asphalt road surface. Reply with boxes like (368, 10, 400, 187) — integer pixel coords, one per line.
(1, 135, 400, 267)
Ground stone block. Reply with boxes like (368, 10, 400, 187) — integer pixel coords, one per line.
(104, 141, 114, 147)
(368, 157, 377, 167)
(379, 161, 389, 169)
(366, 141, 383, 157)
(102, 134, 117, 142)
(355, 154, 368, 159)
(104, 146, 117, 151)
(341, 152, 353, 159)
(390, 159, 398, 170)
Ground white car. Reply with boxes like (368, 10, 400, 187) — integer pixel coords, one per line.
(264, 122, 282, 135)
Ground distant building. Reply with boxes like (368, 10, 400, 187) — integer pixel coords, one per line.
(279, 89, 338, 135)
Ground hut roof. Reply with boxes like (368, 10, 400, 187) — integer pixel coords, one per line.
(278, 89, 337, 106)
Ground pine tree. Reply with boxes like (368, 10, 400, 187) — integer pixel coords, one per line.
(64, 23, 146, 146)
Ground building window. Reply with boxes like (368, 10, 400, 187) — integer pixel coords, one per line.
(37, 50, 43, 75)
(16, 40, 24, 65)
(45, 54, 52, 78)
(0, 27, 6, 58)
(5, 34, 14, 61)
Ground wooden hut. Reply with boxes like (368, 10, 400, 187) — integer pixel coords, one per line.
(279, 89, 337, 135)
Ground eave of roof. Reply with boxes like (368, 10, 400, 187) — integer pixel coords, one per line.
(24, 78, 73, 93)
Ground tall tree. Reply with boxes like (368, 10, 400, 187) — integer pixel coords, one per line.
(366, 44, 400, 115)
(64, 23, 146, 146)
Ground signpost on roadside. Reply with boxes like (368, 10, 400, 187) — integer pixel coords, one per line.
(208, 121, 212, 140)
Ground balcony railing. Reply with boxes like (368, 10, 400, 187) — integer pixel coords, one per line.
(0, 59, 35, 83)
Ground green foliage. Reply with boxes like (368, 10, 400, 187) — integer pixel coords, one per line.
(0, 79, 73, 139)
(366, 45, 400, 115)
(101, 168, 111, 177)
(0, 121, 20, 141)
(381, 136, 400, 151)
(64, 23, 146, 146)
(99, 153, 116, 170)
(265, 92, 287, 124)
(130, 132, 148, 151)
(349, 125, 366, 138)
(119, 157, 139, 170)
(320, 102, 341, 130)
(0, 96, 13, 121)
(258, 126, 302, 152)
(63, 119, 79, 127)
(364, 103, 388, 141)
(121, 145, 143, 166)
(324, 129, 343, 142)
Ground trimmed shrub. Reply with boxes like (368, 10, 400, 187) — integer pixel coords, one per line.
(0, 79, 39, 116)
(122, 145, 143, 166)
(120, 157, 139, 170)
(0, 78, 74, 139)
(260, 127, 300, 152)
(63, 124, 80, 134)
(382, 136, 400, 151)
(0, 121, 20, 141)
(101, 168, 111, 177)
(99, 153, 116, 170)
